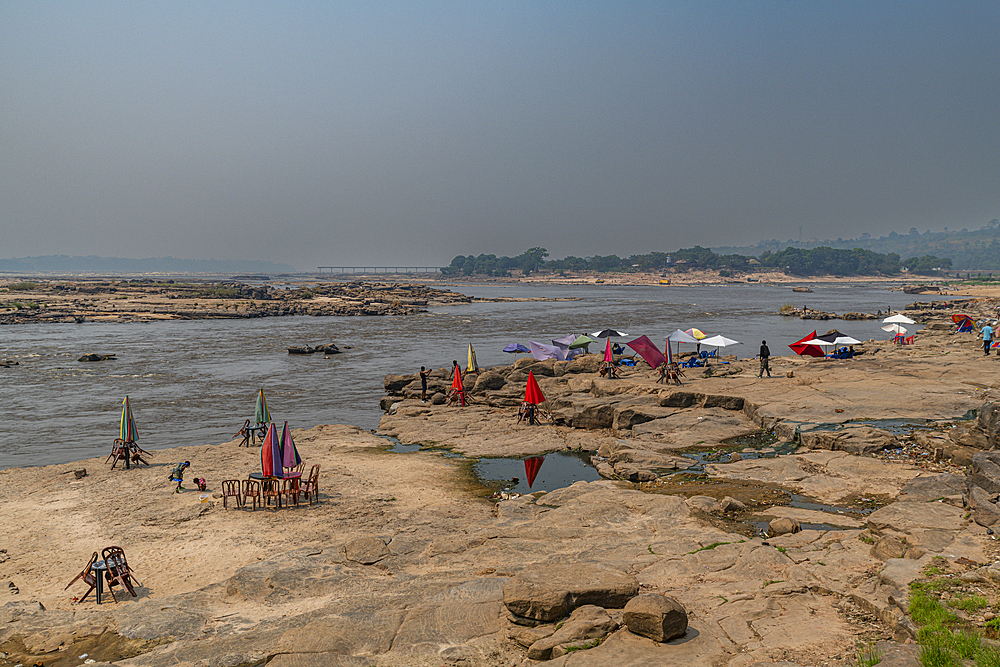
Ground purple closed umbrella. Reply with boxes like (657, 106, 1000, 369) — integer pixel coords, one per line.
(280, 421, 302, 471)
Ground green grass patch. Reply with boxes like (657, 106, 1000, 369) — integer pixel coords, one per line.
(852, 640, 883, 667)
(6, 281, 37, 290)
(950, 594, 989, 614)
(686, 541, 731, 554)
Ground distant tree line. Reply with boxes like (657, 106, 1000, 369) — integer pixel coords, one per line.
(715, 218, 1000, 270)
(443, 246, 952, 277)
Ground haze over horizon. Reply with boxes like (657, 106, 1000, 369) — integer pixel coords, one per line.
(3, 2, 998, 272)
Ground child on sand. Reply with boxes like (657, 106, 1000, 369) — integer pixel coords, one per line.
(170, 461, 190, 493)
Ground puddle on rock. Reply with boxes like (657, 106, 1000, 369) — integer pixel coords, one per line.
(378, 434, 463, 458)
(377, 433, 602, 496)
(671, 430, 795, 474)
(473, 451, 603, 495)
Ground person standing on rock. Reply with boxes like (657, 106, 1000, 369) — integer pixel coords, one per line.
(982, 321, 995, 356)
(420, 366, 432, 402)
(757, 340, 771, 378)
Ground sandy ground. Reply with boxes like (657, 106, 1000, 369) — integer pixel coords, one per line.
(0, 424, 490, 616)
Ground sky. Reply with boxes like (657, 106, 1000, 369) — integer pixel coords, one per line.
(2, 2, 998, 271)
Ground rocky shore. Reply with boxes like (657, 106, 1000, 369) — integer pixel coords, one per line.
(2, 297, 1000, 666)
(0, 279, 558, 325)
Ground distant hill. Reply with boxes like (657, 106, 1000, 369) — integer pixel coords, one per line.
(712, 219, 1000, 270)
(0, 255, 299, 275)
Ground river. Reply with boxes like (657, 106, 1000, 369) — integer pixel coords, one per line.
(0, 281, 944, 469)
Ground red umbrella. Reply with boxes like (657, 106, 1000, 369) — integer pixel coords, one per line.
(524, 456, 545, 488)
(603, 338, 614, 363)
(789, 331, 825, 358)
(524, 371, 545, 405)
(451, 365, 465, 406)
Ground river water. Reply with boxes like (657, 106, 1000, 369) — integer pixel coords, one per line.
(0, 281, 943, 470)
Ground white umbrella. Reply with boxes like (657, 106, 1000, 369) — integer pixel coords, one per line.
(700, 334, 742, 350)
(666, 329, 700, 344)
(882, 324, 908, 335)
(699, 334, 741, 360)
(800, 335, 862, 348)
(830, 336, 862, 346)
(883, 314, 916, 325)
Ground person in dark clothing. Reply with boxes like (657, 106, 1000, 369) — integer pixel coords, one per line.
(757, 340, 771, 378)
(420, 366, 432, 402)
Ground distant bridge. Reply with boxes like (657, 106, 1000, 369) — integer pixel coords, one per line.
(316, 266, 442, 275)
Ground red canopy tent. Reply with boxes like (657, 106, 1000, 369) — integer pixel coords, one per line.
(625, 335, 666, 369)
(789, 331, 825, 358)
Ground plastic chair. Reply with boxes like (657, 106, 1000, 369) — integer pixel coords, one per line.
(262, 479, 282, 509)
(221, 479, 243, 509)
(300, 465, 320, 505)
(282, 477, 300, 506)
(101, 546, 137, 601)
(65, 551, 100, 603)
(241, 479, 261, 511)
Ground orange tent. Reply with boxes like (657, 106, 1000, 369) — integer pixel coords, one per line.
(524, 370, 545, 405)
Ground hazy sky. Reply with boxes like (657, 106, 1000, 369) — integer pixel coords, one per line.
(3, 2, 998, 270)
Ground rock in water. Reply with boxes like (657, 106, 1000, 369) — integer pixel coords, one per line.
(78, 353, 115, 362)
(768, 516, 801, 536)
(623, 593, 687, 642)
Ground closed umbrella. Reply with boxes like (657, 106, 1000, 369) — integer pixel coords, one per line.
(260, 422, 281, 478)
(466, 344, 479, 373)
(118, 396, 139, 470)
(280, 421, 301, 472)
(254, 388, 270, 426)
(524, 370, 545, 405)
(119, 396, 138, 445)
(603, 338, 614, 363)
(451, 364, 465, 406)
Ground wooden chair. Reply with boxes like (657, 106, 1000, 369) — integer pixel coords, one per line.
(221, 479, 242, 509)
(261, 478, 282, 509)
(282, 477, 300, 507)
(65, 551, 100, 603)
(101, 546, 137, 602)
(107, 440, 130, 469)
(235, 419, 253, 447)
(299, 465, 320, 505)
(241, 479, 261, 511)
(293, 461, 306, 474)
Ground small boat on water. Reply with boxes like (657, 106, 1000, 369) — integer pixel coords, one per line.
(792, 286, 813, 293)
